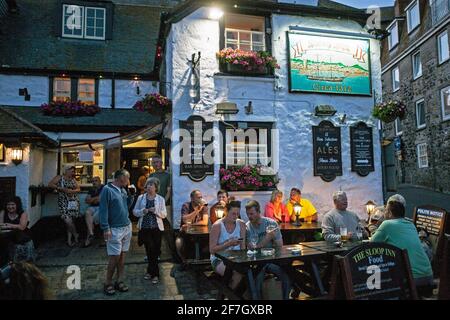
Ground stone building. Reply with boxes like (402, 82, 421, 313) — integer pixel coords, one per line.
(380, 0, 450, 214)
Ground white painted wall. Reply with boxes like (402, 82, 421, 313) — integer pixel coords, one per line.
(0, 75, 48, 106)
(114, 80, 159, 108)
(168, 7, 384, 229)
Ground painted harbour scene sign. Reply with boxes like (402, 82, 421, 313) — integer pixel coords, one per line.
(288, 32, 372, 95)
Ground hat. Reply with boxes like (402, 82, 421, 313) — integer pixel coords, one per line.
(387, 194, 406, 206)
(63, 165, 76, 172)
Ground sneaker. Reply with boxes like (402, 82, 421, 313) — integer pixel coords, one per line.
(151, 277, 159, 284)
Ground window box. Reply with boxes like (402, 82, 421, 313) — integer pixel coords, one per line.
(220, 165, 279, 192)
(221, 62, 270, 76)
(133, 93, 172, 115)
(40, 101, 101, 116)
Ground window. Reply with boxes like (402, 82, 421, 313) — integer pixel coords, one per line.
(77, 79, 95, 105)
(441, 86, 450, 120)
(417, 143, 429, 168)
(62, 4, 106, 40)
(392, 67, 400, 92)
(387, 20, 399, 50)
(221, 122, 272, 167)
(0, 143, 5, 162)
(53, 77, 71, 102)
(224, 14, 265, 51)
(406, 0, 420, 33)
(430, 0, 450, 26)
(412, 51, 422, 79)
(438, 31, 449, 64)
(61, 144, 105, 186)
(395, 118, 403, 136)
(415, 99, 426, 129)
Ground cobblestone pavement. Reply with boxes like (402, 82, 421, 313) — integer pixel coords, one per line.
(35, 232, 218, 300)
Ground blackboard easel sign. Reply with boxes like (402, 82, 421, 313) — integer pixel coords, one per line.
(312, 120, 342, 182)
(328, 243, 418, 300)
(350, 122, 374, 177)
(179, 115, 214, 182)
(413, 205, 448, 237)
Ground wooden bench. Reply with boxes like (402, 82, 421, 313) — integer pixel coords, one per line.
(202, 270, 244, 300)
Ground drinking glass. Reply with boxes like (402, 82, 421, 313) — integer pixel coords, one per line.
(186, 220, 193, 232)
(249, 235, 259, 251)
(340, 227, 348, 242)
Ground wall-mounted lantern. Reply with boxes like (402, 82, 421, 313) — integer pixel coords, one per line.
(315, 105, 337, 117)
(11, 146, 23, 165)
(365, 200, 376, 216)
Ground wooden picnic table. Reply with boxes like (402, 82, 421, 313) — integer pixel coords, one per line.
(279, 222, 322, 244)
(215, 245, 327, 300)
(300, 240, 363, 255)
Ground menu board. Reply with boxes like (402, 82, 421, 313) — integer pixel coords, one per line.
(331, 243, 417, 300)
(413, 205, 447, 236)
(350, 122, 374, 177)
(179, 115, 214, 182)
(312, 120, 342, 182)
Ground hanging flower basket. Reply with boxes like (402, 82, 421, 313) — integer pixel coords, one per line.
(220, 165, 279, 192)
(216, 48, 280, 76)
(133, 93, 172, 114)
(372, 100, 407, 123)
(40, 101, 101, 116)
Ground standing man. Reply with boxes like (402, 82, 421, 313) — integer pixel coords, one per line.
(99, 169, 133, 296)
(149, 155, 174, 260)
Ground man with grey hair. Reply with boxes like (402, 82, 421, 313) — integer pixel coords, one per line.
(322, 191, 364, 242)
(368, 194, 407, 236)
(99, 169, 133, 296)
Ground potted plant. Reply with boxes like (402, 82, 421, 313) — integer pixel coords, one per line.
(372, 100, 407, 123)
(40, 101, 101, 116)
(133, 93, 172, 114)
(216, 48, 280, 76)
(220, 165, 279, 191)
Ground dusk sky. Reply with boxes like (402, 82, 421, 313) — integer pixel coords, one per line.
(334, 0, 395, 8)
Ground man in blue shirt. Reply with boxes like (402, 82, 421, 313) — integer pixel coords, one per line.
(99, 169, 133, 296)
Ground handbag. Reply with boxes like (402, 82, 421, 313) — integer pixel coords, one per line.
(67, 199, 79, 211)
(137, 229, 145, 247)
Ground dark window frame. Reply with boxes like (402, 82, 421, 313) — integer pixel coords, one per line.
(0, 143, 5, 162)
(219, 121, 273, 168)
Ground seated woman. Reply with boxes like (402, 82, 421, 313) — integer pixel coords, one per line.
(370, 195, 433, 296)
(264, 190, 289, 223)
(209, 201, 246, 290)
(0, 197, 33, 263)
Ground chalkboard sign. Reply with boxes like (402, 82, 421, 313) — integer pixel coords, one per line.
(179, 115, 214, 182)
(350, 122, 374, 177)
(438, 234, 450, 300)
(413, 205, 447, 237)
(312, 121, 342, 182)
(329, 243, 418, 300)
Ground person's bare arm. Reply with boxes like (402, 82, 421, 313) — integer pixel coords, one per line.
(48, 175, 61, 189)
(209, 223, 240, 254)
(17, 212, 28, 230)
(239, 221, 246, 250)
(193, 206, 209, 226)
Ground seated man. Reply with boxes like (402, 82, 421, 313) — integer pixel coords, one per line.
(286, 188, 318, 223)
(209, 189, 230, 225)
(175, 190, 209, 266)
(322, 191, 365, 242)
(367, 205, 387, 236)
(371, 194, 433, 296)
(84, 176, 104, 247)
(245, 200, 291, 300)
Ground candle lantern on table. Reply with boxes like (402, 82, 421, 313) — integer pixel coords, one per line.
(292, 203, 302, 226)
(215, 205, 225, 220)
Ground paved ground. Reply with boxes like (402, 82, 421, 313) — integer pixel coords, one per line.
(35, 228, 218, 300)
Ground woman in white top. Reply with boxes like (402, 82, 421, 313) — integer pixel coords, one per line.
(209, 200, 246, 290)
(133, 177, 167, 284)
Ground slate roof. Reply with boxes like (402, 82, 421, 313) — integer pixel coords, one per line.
(0, 0, 166, 76)
(0, 106, 163, 132)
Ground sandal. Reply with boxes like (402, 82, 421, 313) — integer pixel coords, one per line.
(114, 281, 129, 292)
(104, 284, 116, 296)
(84, 234, 95, 248)
(144, 274, 151, 280)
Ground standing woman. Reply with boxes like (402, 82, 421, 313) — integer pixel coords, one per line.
(264, 190, 289, 223)
(48, 165, 81, 247)
(133, 177, 167, 284)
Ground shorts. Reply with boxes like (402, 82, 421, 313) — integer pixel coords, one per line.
(106, 224, 132, 256)
(86, 206, 100, 224)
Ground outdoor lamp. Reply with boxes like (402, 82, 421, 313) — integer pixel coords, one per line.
(365, 200, 376, 216)
(208, 7, 223, 20)
(11, 147, 23, 165)
(292, 203, 302, 226)
(215, 206, 225, 219)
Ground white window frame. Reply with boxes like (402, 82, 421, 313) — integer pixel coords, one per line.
(417, 143, 429, 168)
(84, 7, 106, 40)
(62, 4, 84, 39)
(395, 118, 403, 136)
(415, 98, 426, 129)
(438, 31, 450, 65)
(441, 85, 450, 121)
(392, 66, 400, 92)
(412, 51, 422, 79)
(53, 77, 72, 102)
(225, 28, 265, 52)
(406, 0, 421, 34)
(387, 20, 399, 50)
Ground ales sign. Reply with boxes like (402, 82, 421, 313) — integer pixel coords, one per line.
(312, 121, 342, 182)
